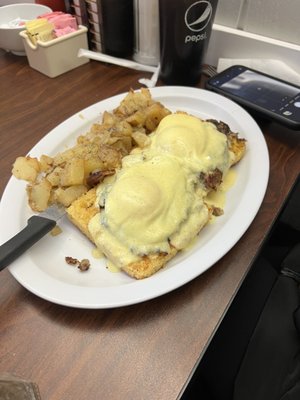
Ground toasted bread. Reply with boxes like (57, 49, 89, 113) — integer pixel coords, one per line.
(66, 196, 208, 279)
(66, 187, 98, 243)
(121, 246, 178, 279)
(228, 132, 246, 165)
(66, 197, 177, 279)
(66, 194, 179, 279)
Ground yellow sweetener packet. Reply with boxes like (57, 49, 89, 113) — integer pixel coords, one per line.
(25, 18, 54, 45)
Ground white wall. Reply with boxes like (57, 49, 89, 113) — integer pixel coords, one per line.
(215, 0, 300, 46)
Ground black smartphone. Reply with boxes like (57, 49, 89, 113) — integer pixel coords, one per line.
(206, 65, 300, 130)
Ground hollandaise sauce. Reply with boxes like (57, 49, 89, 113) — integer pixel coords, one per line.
(89, 154, 209, 268)
(88, 113, 234, 270)
(206, 169, 237, 223)
(149, 113, 231, 175)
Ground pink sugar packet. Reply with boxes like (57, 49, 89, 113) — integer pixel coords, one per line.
(54, 26, 77, 37)
(38, 11, 78, 33)
(50, 14, 78, 30)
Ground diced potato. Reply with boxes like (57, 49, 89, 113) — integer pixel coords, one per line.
(98, 146, 121, 169)
(126, 110, 145, 127)
(50, 225, 62, 236)
(83, 123, 107, 139)
(27, 178, 52, 211)
(107, 135, 132, 155)
(54, 185, 87, 207)
(12, 156, 40, 183)
(84, 158, 105, 178)
(144, 103, 171, 132)
(114, 88, 152, 117)
(60, 159, 85, 186)
(132, 130, 150, 148)
(114, 121, 132, 137)
(47, 166, 64, 187)
(53, 148, 75, 165)
(39, 154, 53, 173)
(12, 89, 172, 213)
(102, 111, 116, 125)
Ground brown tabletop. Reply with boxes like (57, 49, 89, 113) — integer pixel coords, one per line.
(0, 53, 300, 400)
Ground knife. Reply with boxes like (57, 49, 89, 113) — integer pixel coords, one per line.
(0, 205, 65, 271)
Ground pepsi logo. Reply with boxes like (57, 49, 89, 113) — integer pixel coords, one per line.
(184, 1, 213, 32)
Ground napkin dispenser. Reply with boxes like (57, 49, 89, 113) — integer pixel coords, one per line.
(19, 25, 89, 78)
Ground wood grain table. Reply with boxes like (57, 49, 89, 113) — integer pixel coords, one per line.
(1, 53, 300, 400)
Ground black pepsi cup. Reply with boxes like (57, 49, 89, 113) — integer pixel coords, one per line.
(159, 0, 218, 86)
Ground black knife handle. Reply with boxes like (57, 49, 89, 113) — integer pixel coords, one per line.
(0, 216, 56, 271)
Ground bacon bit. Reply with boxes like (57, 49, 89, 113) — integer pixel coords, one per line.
(65, 256, 91, 272)
(78, 259, 90, 271)
(199, 168, 223, 191)
(65, 256, 79, 266)
(207, 119, 230, 135)
(86, 170, 115, 187)
(212, 206, 224, 216)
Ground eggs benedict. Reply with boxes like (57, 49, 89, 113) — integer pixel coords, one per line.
(86, 111, 243, 278)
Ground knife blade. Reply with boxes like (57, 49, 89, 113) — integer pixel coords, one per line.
(0, 205, 65, 271)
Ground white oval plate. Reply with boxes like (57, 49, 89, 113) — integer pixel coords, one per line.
(0, 87, 269, 308)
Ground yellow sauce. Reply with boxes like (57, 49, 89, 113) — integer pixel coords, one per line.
(206, 169, 237, 223)
(89, 155, 209, 268)
(149, 113, 231, 174)
(91, 247, 103, 259)
(88, 113, 234, 270)
(106, 261, 121, 273)
(104, 156, 190, 247)
(223, 168, 237, 189)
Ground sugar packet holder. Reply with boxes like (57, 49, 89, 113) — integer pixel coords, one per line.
(19, 25, 89, 78)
